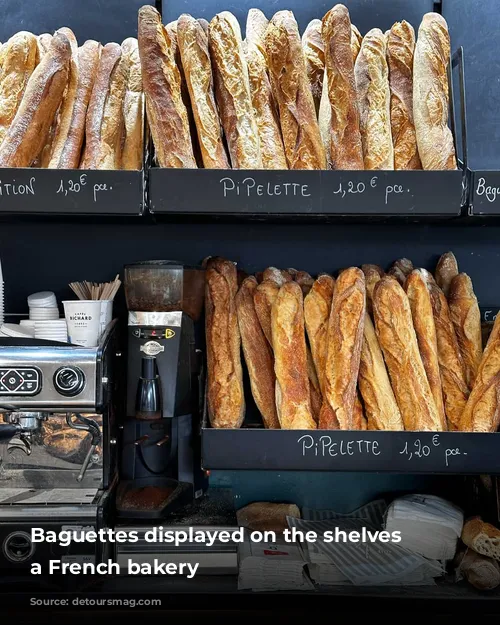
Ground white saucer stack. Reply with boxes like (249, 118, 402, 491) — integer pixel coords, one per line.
(28, 291, 59, 321)
(0, 323, 34, 338)
(34, 319, 68, 343)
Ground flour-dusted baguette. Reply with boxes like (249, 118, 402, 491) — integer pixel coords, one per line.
(304, 274, 335, 394)
(355, 28, 393, 170)
(138, 5, 197, 168)
(388, 258, 413, 285)
(272, 281, 316, 429)
(206, 257, 245, 429)
(387, 21, 421, 170)
(80, 42, 127, 170)
(294, 271, 314, 297)
(120, 38, 144, 170)
(413, 13, 457, 170)
(178, 14, 229, 169)
(321, 5, 363, 170)
(0, 33, 71, 168)
(359, 312, 404, 431)
(236, 277, 279, 429)
(246, 8, 269, 57)
(209, 11, 262, 169)
(449, 274, 482, 389)
(361, 264, 384, 315)
(405, 269, 447, 430)
(253, 279, 280, 346)
(245, 40, 287, 169)
(0, 31, 38, 147)
(426, 278, 469, 429)
(37, 33, 53, 62)
(462, 517, 500, 561)
(302, 19, 324, 115)
(373, 276, 444, 431)
(320, 267, 365, 430)
(435, 251, 459, 298)
(351, 25, 362, 61)
(262, 267, 293, 285)
(265, 11, 326, 169)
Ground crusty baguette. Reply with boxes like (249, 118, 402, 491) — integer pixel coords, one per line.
(272, 281, 316, 429)
(245, 40, 287, 169)
(459, 548, 500, 591)
(387, 21, 421, 170)
(304, 274, 335, 394)
(307, 347, 323, 424)
(320, 267, 365, 430)
(427, 278, 469, 429)
(265, 11, 326, 169)
(435, 251, 459, 298)
(120, 37, 144, 170)
(302, 19, 324, 115)
(209, 11, 262, 169)
(206, 257, 245, 429)
(413, 13, 457, 170)
(294, 271, 314, 297)
(37, 33, 53, 61)
(373, 276, 444, 431)
(462, 517, 500, 562)
(262, 267, 293, 285)
(388, 258, 414, 285)
(351, 25, 362, 61)
(0, 31, 38, 147)
(246, 8, 269, 57)
(361, 264, 384, 315)
(353, 393, 368, 430)
(177, 15, 229, 169)
(355, 28, 394, 170)
(236, 277, 279, 429)
(405, 270, 447, 430)
(322, 5, 363, 170)
(80, 42, 127, 170)
(0, 33, 70, 168)
(253, 279, 280, 346)
(449, 273, 482, 389)
(359, 312, 404, 430)
(138, 5, 197, 168)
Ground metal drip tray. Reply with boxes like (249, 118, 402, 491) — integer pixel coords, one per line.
(0, 487, 98, 505)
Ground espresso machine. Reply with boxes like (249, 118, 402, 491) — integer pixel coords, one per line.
(0, 321, 119, 575)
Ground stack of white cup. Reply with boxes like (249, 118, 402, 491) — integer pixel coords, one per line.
(28, 292, 59, 321)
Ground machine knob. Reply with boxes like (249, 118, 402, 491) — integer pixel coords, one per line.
(53, 366, 85, 397)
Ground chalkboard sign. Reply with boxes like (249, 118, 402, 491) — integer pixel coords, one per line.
(471, 171, 500, 215)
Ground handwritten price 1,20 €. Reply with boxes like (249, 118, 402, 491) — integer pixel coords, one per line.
(56, 174, 112, 202)
(399, 434, 467, 467)
(332, 176, 411, 205)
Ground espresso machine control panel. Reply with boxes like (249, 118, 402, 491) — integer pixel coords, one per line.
(0, 368, 41, 395)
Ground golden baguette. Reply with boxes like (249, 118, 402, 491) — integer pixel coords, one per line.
(246, 8, 269, 57)
(361, 264, 384, 315)
(302, 19, 324, 115)
(388, 258, 414, 285)
(435, 251, 459, 298)
(253, 279, 279, 346)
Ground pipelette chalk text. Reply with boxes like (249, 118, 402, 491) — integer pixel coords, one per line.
(220, 176, 311, 198)
(298, 435, 381, 457)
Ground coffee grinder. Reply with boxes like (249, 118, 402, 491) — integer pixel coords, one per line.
(116, 261, 206, 518)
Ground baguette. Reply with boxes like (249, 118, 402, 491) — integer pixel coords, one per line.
(373, 276, 444, 431)
(235, 277, 279, 429)
(37, 34, 53, 61)
(209, 11, 262, 169)
(427, 279, 469, 429)
(198, 19, 209, 35)
(351, 25, 362, 61)
(413, 13, 457, 170)
(307, 347, 323, 424)
(354, 393, 368, 430)
(272, 281, 316, 429)
(462, 517, 500, 561)
(245, 40, 287, 169)
(355, 28, 394, 170)
(178, 14, 229, 169)
(359, 312, 404, 430)
(246, 8, 269, 57)
(361, 264, 384, 315)
(302, 19, 324, 115)
(405, 270, 447, 430)
(120, 37, 144, 170)
(304, 274, 335, 394)
(0, 33, 71, 168)
(265, 11, 326, 169)
(253, 279, 280, 346)
(387, 21, 421, 170)
(237, 502, 300, 534)
(322, 5, 363, 170)
(80, 42, 127, 170)
(262, 267, 293, 285)
(206, 258, 245, 429)
(138, 5, 197, 168)
(388, 258, 414, 285)
(320, 267, 365, 430)
(0, 31, 38, 147)
(449, 273, 482, 389)
(294, 271, 314, 297)
(435, 251, 458, 298)
(459, 549, 500, 591)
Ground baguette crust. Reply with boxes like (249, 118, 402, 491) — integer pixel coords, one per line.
(361, 264, 384, 315)
(236, 277, 279, 429)
(387, 21, 421, 170)
(302, 19, 324, 115)
(405, 270, 447, 430)
(307, 347, 323, 424)
(435, 251, 458, 298)
(178, 15, 229, 169)
(0, 31, 38, 147)
(0, 33, 70, 168)
(355, 28, 394, 170)
(351, 25, 362, 61)
(322, 5, 363, 170)
(459, 549, 500, 590)
(209, 11, 262, 169)
(262, 267, 293, 285)
(272, 281, 316, 429)
(37, 34, 53, 61)
(246, 8, 269, 57)
(373, 276, 444, 431)
(304, 274, 335, 394)
(320, 267, 365, 430)
(253, 279, 280, 346)
(294, 271, 314, 296)
(413, 13, 457, 170)
(359, 313, 404, 430)
(388, 258, 414, 285)
(138, 6, 196, 168)
(427, 279, 469, 429)
(265, 11, 326, 169)
(449, 274, 482, 389)
(206, 258, 245, 429)
(120, 37, 144, 170)
(462, 517, 500, 561)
